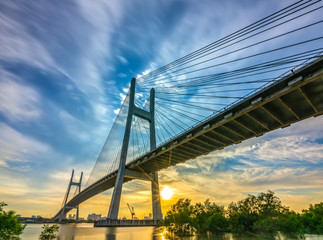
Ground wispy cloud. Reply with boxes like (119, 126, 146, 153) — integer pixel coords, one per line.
(117, 55, 128, 65)
(0, 123, 50, 168)
(0, 7, 56, 70)
(0, 71, 41, 122)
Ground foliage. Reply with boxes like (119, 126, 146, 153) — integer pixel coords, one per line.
(39, 224, 59, 240)
(301, 202, 323, 234)
(192, 199, 227, 233)
(207, 212, 228, 234)
(0, 202, 26, 240)
(227, 190, 288, 234)
(162, 198, 195, 236)
(278, 211, 304, 238)
(162, 198, 227, 236)
(161, 191, 323, 237)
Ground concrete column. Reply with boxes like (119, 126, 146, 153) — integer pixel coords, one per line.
(59, 211, 64, 223)
(150, 88, 163, 220)
(151, 172, 162, 220)
(59, 212, 66, 223)
(60, 169, 74, 223)
(76, 206, 79, 223)
(108, 78, 136, 219)
(76, 172, 83, 223)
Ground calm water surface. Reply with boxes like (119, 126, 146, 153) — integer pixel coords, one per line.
(21, 223, 323, 240)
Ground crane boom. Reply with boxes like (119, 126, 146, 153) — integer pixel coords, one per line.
(127, 203, 135, 220)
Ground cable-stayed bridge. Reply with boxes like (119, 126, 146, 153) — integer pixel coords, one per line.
(54, 0, 323, 222)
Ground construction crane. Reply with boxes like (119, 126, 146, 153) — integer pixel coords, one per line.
(127, 203, 135, 220)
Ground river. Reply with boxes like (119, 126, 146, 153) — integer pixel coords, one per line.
(21, 223, 323, 240)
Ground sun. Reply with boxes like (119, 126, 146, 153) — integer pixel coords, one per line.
(161, 186, 173, 200)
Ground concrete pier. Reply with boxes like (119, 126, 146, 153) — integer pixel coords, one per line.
(94, 219, 161, 227)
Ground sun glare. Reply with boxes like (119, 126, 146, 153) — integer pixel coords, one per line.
(161, 186, 173, 200)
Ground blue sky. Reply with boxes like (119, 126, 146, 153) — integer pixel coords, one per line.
(0, 0, 322, 219)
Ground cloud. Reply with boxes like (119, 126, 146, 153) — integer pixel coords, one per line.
(117, 55, 128, 65)
(0, 123, 50, 168)
(58, 110, 91, 141)
(0, 172, 30, 197)
(0, 7, 56, 70)
(0, 70, 42, 122)
(208, 135, 323, 165)
(137, 69, 152, 79)
(1, 0, 120, 128)
(118, 73, 127, 78)
(158, 162, 323, 211)
(113, 108, 121, 115)
(253, 136, 323, 163)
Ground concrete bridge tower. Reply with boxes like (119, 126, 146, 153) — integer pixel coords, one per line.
(107, 78, 162, 220)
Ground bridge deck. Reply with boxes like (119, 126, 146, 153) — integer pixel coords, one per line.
(54, 57, 323, 219)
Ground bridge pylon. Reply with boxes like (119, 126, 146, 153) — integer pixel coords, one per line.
(59, 169, 83, 223)
(108, 78, 162, 220)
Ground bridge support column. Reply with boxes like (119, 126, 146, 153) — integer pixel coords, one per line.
(76, 206, 79, 222)
(108, 78, 162, 220)
(151, 172, 162, 220)
(75, 172, 83, 223)
(108, 78, 136, 220)
(59, 212, 66, 223)
(59, 169, 74, 223)
(149, 88, 162, 220)
(59, 170, 83, 223)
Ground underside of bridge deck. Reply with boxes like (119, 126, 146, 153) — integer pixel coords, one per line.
(54, 57, 323, 219)
(131, 58, 323, 174)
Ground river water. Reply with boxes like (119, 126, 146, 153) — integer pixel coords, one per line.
(21, 223, 323, 240)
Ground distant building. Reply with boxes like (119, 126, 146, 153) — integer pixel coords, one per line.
(17, 214, 21, 218)
(31, 215, 36, 218)
(144, 213, 152, 220)
(68, 214, 76, 219)
(87, 213, 101, 221)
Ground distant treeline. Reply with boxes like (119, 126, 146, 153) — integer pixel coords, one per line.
(161, 191, 323, 237)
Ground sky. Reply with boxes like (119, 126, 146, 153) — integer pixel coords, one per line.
(0, 0, 322, 219)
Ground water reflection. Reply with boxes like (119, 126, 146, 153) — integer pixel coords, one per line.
(155, 232, 323, 240)
(154, 228, 323, 240)
(56, 224, 159, 240)
(105, 228, 116, 240)
(20, 224, 323, 240)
